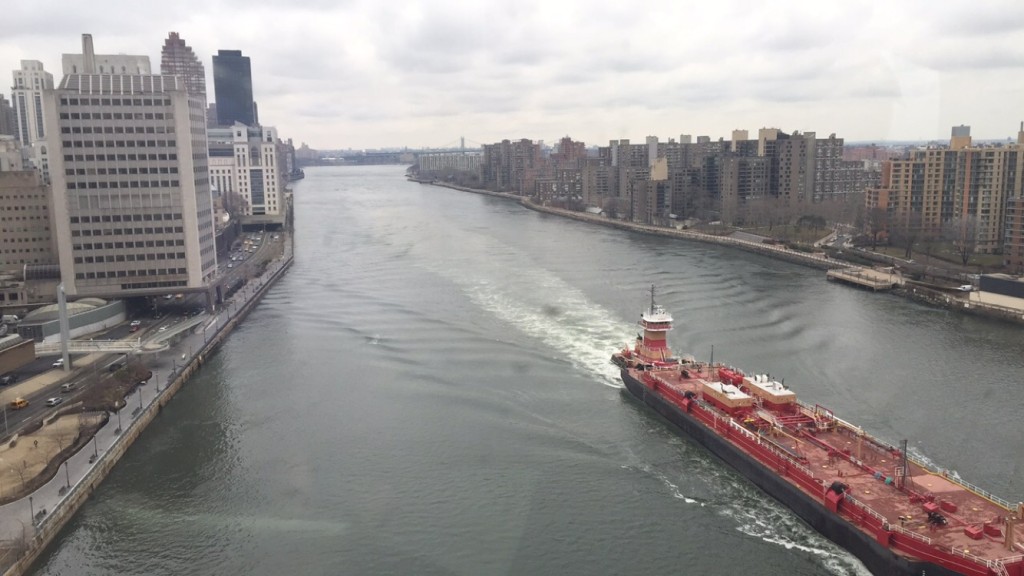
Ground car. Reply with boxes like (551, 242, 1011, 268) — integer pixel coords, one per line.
(45, 397, 63, 407)
(108, 362, 124, 373)
(130, 320, 142, 327)
(227, 263, 233, 268)
(159, 326, 168, 332)
(0, 373, 17, 386)
(958, 284, 974, 292)
(52, 358, 64, 367)
(60, 382, 76, 392)
(9, 398, 28, 410)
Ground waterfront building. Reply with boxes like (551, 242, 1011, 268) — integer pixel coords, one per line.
(43, 37, 217, 298)
(1005, 196, 1024, 274)
(418, 152, 482, 174)
(867, 126, 1023, 255)
(160, 32, 206, 102)
(212, 50, 255, 127)
(207, 123, 285, 224)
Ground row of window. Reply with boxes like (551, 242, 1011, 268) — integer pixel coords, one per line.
(71, 226, 185, 237)
(73, 239, 185, 250)
(61, 125, 174, 134)
(119, 280, 187, 290)
(59, 111, 172, 121)
(61, 139, 177, 148)
(66, 166, 179, 176)
(70, 213, 182, 223)
(63, 153, 178, 162)
(74, 252, 185, 263)
(60, 97, 172, 107)
(67, 180, 181, 190)
(75, 267, 186, 280)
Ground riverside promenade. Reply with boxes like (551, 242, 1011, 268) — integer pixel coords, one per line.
(0, 236, 294, 575)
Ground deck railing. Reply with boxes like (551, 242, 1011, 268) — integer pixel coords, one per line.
(904, 453, 1015, 511)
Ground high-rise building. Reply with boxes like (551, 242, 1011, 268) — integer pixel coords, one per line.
(867, 126, 1024, 255)
(212, 50, 255, 127)
(161, 32, 206, 102)
(44, 62, 218, 297)
(10, 60, 55, 181)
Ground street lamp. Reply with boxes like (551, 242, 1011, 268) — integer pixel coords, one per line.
(115, 407, 122, 434)
(63, 461, 70, 489)
(28, 496, 34, 524)
(92, 436, 98, 459)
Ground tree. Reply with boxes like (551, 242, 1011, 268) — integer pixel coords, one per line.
(944, 215, 978, 267)
(889, 210, 923, 260)
(865, 207, 889, 251)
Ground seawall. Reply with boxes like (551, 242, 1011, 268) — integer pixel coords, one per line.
(1, 245, 294, 576)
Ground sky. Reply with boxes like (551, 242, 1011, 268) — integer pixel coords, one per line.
(2, 0, 1024, 150)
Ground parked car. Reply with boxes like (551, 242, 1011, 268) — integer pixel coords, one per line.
(45, 397, 63, 407)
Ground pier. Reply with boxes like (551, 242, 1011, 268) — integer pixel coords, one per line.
(826, 267, 902, 291)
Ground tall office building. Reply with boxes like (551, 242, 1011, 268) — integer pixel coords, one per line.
(0, 169, 55, 271)
(161, 32, 206, 102)
(212, 50, 255, 127)
(10, 60, 55, 181)
(44, 56, 218, 297)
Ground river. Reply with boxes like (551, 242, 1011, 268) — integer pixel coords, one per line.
(31, 165, 1024, 575)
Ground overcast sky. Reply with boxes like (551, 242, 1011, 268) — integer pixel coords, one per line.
(3, 0, 1024, 149)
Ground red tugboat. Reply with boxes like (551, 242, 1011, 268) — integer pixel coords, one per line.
(615, 286, 1024, 576)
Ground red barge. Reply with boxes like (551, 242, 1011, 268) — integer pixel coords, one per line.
(615, 287, 1024, 576)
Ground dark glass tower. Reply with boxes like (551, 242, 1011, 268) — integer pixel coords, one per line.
(212, 49, 254, 126)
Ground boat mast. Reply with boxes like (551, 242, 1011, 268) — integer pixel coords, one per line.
(649, 284, 655, 315)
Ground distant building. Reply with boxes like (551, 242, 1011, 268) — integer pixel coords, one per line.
(0, 136, 26, 171)
(10, 60, 55, 181)
(417, 152, 482, 174)
(212, 50, 255, 127)
(0, 94, 15, 137)
(44, 36, 218, 298)
(160, 32, 206, 102)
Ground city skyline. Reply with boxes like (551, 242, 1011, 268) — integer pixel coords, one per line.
(2, 0, 1024, 149)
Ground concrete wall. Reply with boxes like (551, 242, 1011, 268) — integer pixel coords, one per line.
(0, 340, 34, 375)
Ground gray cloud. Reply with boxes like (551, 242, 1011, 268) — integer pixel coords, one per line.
(3, 0, 1024, 148)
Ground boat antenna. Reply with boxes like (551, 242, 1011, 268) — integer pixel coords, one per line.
(649, 284, 655, 314)
(710, 344, 714, 367)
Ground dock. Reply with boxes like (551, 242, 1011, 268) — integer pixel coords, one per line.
(826, 267, 902, 291)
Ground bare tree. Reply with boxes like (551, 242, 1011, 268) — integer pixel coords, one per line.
(889, 210, 923, 260)
(944, 215, 979, 266)
(865, 207, 889, 251)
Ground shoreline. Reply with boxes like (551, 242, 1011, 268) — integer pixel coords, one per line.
(418, 179, 1024, 325)
(0, 238, 294, 576)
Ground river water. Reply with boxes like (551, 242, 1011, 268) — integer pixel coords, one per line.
(32, 166, 1024, 575)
